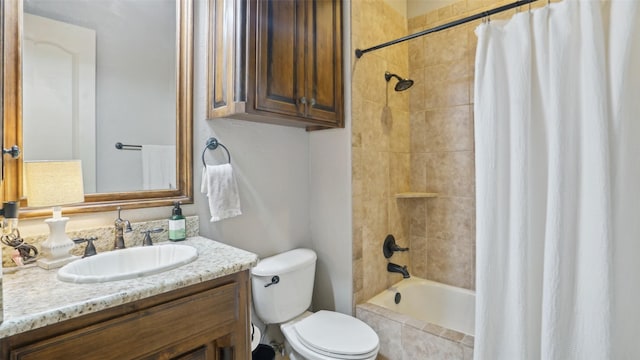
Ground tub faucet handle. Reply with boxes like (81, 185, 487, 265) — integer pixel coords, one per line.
(383, 234, 409, 258)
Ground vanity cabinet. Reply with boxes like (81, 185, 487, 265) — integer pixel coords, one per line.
(207, 0, 343, 130)
(0, 271, 251, 360)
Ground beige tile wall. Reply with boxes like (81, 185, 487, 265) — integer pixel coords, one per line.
(406, 0, 554, 290)
(352, 0, 555, 303)
(407, 3, 477, 289)
(352, 0, 412, 307)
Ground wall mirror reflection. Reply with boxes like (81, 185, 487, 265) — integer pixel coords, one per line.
(3, 0, 193, 217)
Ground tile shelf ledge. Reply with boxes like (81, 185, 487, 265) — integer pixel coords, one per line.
(394, 192, 439, 199)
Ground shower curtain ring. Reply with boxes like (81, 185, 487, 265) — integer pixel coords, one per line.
(481, 11, 490, 24)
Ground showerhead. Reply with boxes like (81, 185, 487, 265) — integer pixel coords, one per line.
(385, 71, 414, 91)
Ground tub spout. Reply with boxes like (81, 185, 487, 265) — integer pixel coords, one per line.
(387, 262, 410, 278)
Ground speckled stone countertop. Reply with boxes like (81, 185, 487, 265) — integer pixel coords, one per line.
(0, 236, 258, 338)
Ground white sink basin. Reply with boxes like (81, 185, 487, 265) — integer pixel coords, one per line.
(57, 244, 198, 283)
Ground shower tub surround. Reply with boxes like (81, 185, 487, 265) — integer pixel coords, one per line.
(356, 277, 474, 360)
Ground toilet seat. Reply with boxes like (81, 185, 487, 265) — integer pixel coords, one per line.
(281, 311, 379, 360)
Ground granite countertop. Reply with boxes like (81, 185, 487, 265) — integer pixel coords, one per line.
(0, 236, 258, 338)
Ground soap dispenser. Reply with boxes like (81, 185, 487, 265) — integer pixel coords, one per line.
(168, 201, 186, 241)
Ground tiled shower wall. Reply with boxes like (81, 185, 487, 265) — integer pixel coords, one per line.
(351, 0, 549, 304)
(351, 0, 546, 304)
(405, 0, 554, 291)
(406, 2, 479, 290)
(351, 0, 412, 306)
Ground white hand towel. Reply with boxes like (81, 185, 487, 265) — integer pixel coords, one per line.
(142, 145, 176, 190)
(201, 164, 242, 222)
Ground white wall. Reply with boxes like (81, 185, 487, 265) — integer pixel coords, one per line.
(309, 0, 353, 315)
(194, 118, 312, 257)
(309, 130, 352, 315)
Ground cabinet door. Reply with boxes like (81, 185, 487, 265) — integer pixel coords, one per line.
(254, 0, 306, 118)
(305, 0, 343, 126)
(9, 284, 238, 360)
(170, 346, 209, 360)
(207, 0, 235, 118)
(207, 0, 246, 119)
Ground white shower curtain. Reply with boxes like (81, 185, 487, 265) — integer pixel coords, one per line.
(474, 1, 640, 359)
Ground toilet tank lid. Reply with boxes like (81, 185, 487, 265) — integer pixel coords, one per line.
(251, 248, 317, 276)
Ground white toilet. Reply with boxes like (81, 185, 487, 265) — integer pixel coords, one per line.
(251, 248, 379, 360)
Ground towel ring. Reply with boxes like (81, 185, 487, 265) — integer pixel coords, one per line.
(202, 137, 231, 166)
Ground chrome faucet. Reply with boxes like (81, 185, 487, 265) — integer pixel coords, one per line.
(387, 262, 410, 278)
(114, 207, 132, 249)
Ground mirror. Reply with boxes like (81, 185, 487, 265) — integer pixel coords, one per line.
(1, 0, 193, 218)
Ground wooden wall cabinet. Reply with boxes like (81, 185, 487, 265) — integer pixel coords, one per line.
(1, 271, 251, 360)
(208, 0, 343, 130)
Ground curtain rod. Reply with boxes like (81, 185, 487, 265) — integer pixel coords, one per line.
(355, 0, 539, 58)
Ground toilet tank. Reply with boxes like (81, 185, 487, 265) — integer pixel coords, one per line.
(251, 248, 317, 324)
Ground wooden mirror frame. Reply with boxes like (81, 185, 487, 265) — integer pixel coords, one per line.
(1, 0, 193, 218)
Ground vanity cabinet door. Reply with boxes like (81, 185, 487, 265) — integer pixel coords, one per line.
(3, 271, 251, 360)
(170, 346, 209, 360)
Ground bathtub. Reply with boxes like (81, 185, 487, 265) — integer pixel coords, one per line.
(356, 277, 475, 360)
(369, 277, 475, 335)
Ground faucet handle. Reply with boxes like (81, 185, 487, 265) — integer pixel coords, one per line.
(383, 234, 409, 258)
(140, 228, 163, 246)
(73, 236, 98, 258)
(124, 221, 133, 233)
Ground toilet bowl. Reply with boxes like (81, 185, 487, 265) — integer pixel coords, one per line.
(251, 249, 379, 360)
(281, 311, 379, 360)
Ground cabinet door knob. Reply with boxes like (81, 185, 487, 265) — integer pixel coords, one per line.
(310, 98, 316, 106)
(299, 97, 307, 105)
